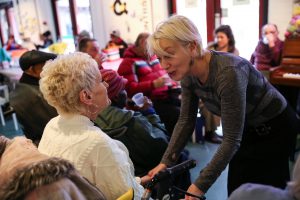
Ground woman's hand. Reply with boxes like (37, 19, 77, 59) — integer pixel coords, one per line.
(148, 163, 167, 178)
(185, 184, 204, 200)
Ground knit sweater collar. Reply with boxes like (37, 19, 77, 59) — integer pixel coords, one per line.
(58, 113, 94, 127)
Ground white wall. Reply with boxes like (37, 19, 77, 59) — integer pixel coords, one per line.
(268, 0, 294, 40)
(221, 0, 259, 59)
(12, 0, 55, 44)
(217, 0, 294, 59)
(89, 0, 109, 48)
(176, 0, 207, 47)
(36, 0, 56, 41)
(90, 0, 169, 49)
(89, 0, 297, 49)
(10, 0, 294, 53)
(151, 0, 169, 31)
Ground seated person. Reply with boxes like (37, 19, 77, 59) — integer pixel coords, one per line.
(35, 30, 53, 50)
(118, 32, 181, 135)
(94, 69, 169, 176)
(250, 23, 283, 76)
(0, 136, 106, 200)
(5, 35, 22, 50)
(107, 30, 128, 58)
(203, 24, 240, 143)
(76, 30, 91, 49)
(250, 23, 299, 112)
(37, 52, 144, 199)
(207, 24, 239, 55)
(10, 50, 58, 145)
(78, 38, 106, 70)
(228, 153, 300, 200)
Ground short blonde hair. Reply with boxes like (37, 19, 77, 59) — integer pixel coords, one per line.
(39, 52, 99, 114)
(147, 15, 204, 58)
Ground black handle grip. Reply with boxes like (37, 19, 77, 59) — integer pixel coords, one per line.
(166, 159, 196, 176)
(146, 159, 197, 189)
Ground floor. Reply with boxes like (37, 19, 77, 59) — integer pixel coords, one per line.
(187, 142, 228, 200)
(0, 116, 229, 200)
(0, 115, 24, 138)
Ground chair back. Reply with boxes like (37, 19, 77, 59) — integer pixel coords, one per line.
(0, 85, 9, 105)
(0, 84, 19, 130)
(116, 188, 134, 200)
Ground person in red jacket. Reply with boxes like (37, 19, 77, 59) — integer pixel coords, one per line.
(118, 32, 181, 135)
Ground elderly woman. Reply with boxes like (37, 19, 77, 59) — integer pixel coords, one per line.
(38, 52, 144, 199)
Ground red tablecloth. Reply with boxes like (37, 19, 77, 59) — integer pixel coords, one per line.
(102, 58, 123, 71)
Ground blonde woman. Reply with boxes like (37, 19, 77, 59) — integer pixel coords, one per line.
(147, 15, 299, 199)
(38, 52, 144, 199)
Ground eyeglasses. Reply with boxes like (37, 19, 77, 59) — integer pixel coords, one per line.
(263, 31, 276, 35)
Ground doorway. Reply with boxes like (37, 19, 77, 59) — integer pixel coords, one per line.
(220, 0, 259, 59)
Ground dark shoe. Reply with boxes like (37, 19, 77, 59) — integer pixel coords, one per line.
(205, 131, 223, 144)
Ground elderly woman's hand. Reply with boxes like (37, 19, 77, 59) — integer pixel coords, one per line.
(140, 96, 153, 110)
(129, 96, 153, 112)
(140, 175, 152, 186)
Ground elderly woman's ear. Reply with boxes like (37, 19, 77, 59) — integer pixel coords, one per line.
(0, 136, 10, 157)
(79, 90, 93, 105)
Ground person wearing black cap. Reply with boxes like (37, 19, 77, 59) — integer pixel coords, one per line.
(10, 50, 58, 145)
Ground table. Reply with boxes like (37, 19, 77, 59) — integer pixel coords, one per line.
(0, 67, 23, 89)
(102, 58, 123, 71)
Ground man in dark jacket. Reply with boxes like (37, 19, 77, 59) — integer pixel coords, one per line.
(10, 50, 58, 144)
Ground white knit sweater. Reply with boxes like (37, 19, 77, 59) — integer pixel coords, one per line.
(38, 114, 144, 199)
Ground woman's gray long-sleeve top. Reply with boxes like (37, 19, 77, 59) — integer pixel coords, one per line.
(161, 51, 286, 192)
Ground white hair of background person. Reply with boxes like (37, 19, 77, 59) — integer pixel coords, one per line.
(39, 52, 100, 115)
